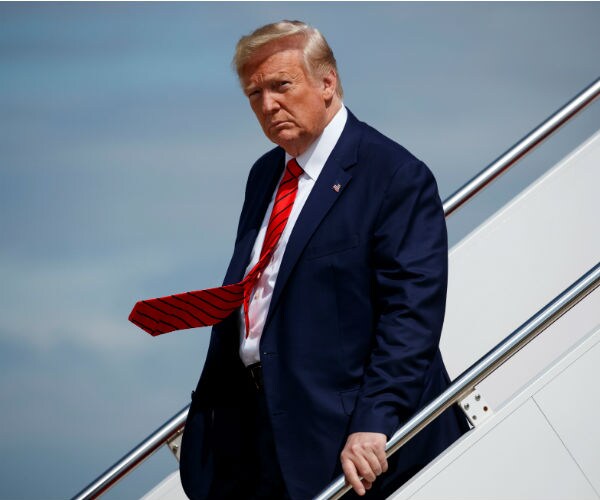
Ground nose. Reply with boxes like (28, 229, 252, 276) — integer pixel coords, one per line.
(261, 90, 280, 115)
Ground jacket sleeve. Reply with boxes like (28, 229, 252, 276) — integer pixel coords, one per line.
(347, 160, 448, 439)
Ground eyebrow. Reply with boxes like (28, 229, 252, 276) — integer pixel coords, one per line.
(245, 71, 296, 91)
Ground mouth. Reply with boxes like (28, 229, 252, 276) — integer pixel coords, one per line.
(270, 120, 293, 130)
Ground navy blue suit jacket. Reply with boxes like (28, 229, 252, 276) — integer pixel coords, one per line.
(179, 111, 468, 499)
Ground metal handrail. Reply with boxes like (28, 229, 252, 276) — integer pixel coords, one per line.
(73, 77, 599, 499)
(315, 262, 600, 500)
(72, 405, 189, 500)
(443, 77, 600, 216)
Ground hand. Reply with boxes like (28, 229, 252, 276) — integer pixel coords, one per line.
(340, 432, 388, 496)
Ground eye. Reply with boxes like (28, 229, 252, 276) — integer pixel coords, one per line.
(278, 80, 291, 90)
(247, 89, 261, 99)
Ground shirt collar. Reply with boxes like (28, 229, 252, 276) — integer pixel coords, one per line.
(285, 104, 348, 181)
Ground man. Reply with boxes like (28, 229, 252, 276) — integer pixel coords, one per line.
(130, 20, 468, 500)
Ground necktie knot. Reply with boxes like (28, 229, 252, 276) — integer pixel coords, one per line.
(286, 158, 304, 179)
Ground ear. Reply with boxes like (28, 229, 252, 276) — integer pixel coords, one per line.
(321, 68, 338, 101)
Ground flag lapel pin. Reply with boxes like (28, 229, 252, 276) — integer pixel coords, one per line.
(332, 183, 342, 193)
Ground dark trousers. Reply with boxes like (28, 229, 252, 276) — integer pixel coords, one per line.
(248, 386, 290, 500)
(205, 368, 290, 500)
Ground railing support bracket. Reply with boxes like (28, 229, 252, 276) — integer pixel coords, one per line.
(167, 429, 183, 462)
(460, 388, 494, 426)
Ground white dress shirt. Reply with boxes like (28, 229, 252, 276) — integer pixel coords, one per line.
(239, 105, 348, 366)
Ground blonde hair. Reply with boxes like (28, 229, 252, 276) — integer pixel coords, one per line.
(233, 20, 343, 98)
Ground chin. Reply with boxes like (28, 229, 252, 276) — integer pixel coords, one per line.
(271, 132, 299, 148)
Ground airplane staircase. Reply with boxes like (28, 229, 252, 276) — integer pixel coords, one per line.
(73, 77, 600, 500)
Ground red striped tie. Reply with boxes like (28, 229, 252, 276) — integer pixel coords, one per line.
(129, 158, 304, 337)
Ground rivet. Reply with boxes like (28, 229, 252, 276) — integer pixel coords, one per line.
(474, 394, 481, 401)
(463, 403, 470, 410)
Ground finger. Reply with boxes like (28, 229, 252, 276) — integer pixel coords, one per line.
(353, 452, 377, 483)
(348, 443, 378, 483)
(342, 458, 365, 496)
(363, 449, 383, 477)
(361, 478, 373, 491)
(374, 447, 388, 473)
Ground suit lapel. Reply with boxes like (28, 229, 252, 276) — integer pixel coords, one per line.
(223, 149, 286, 285)
(263, 112, 363, 331)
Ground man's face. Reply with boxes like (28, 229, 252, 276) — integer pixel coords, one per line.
(241, 43, 335, 157)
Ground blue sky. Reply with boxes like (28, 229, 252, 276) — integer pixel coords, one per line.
(1, 2, 599, 499)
